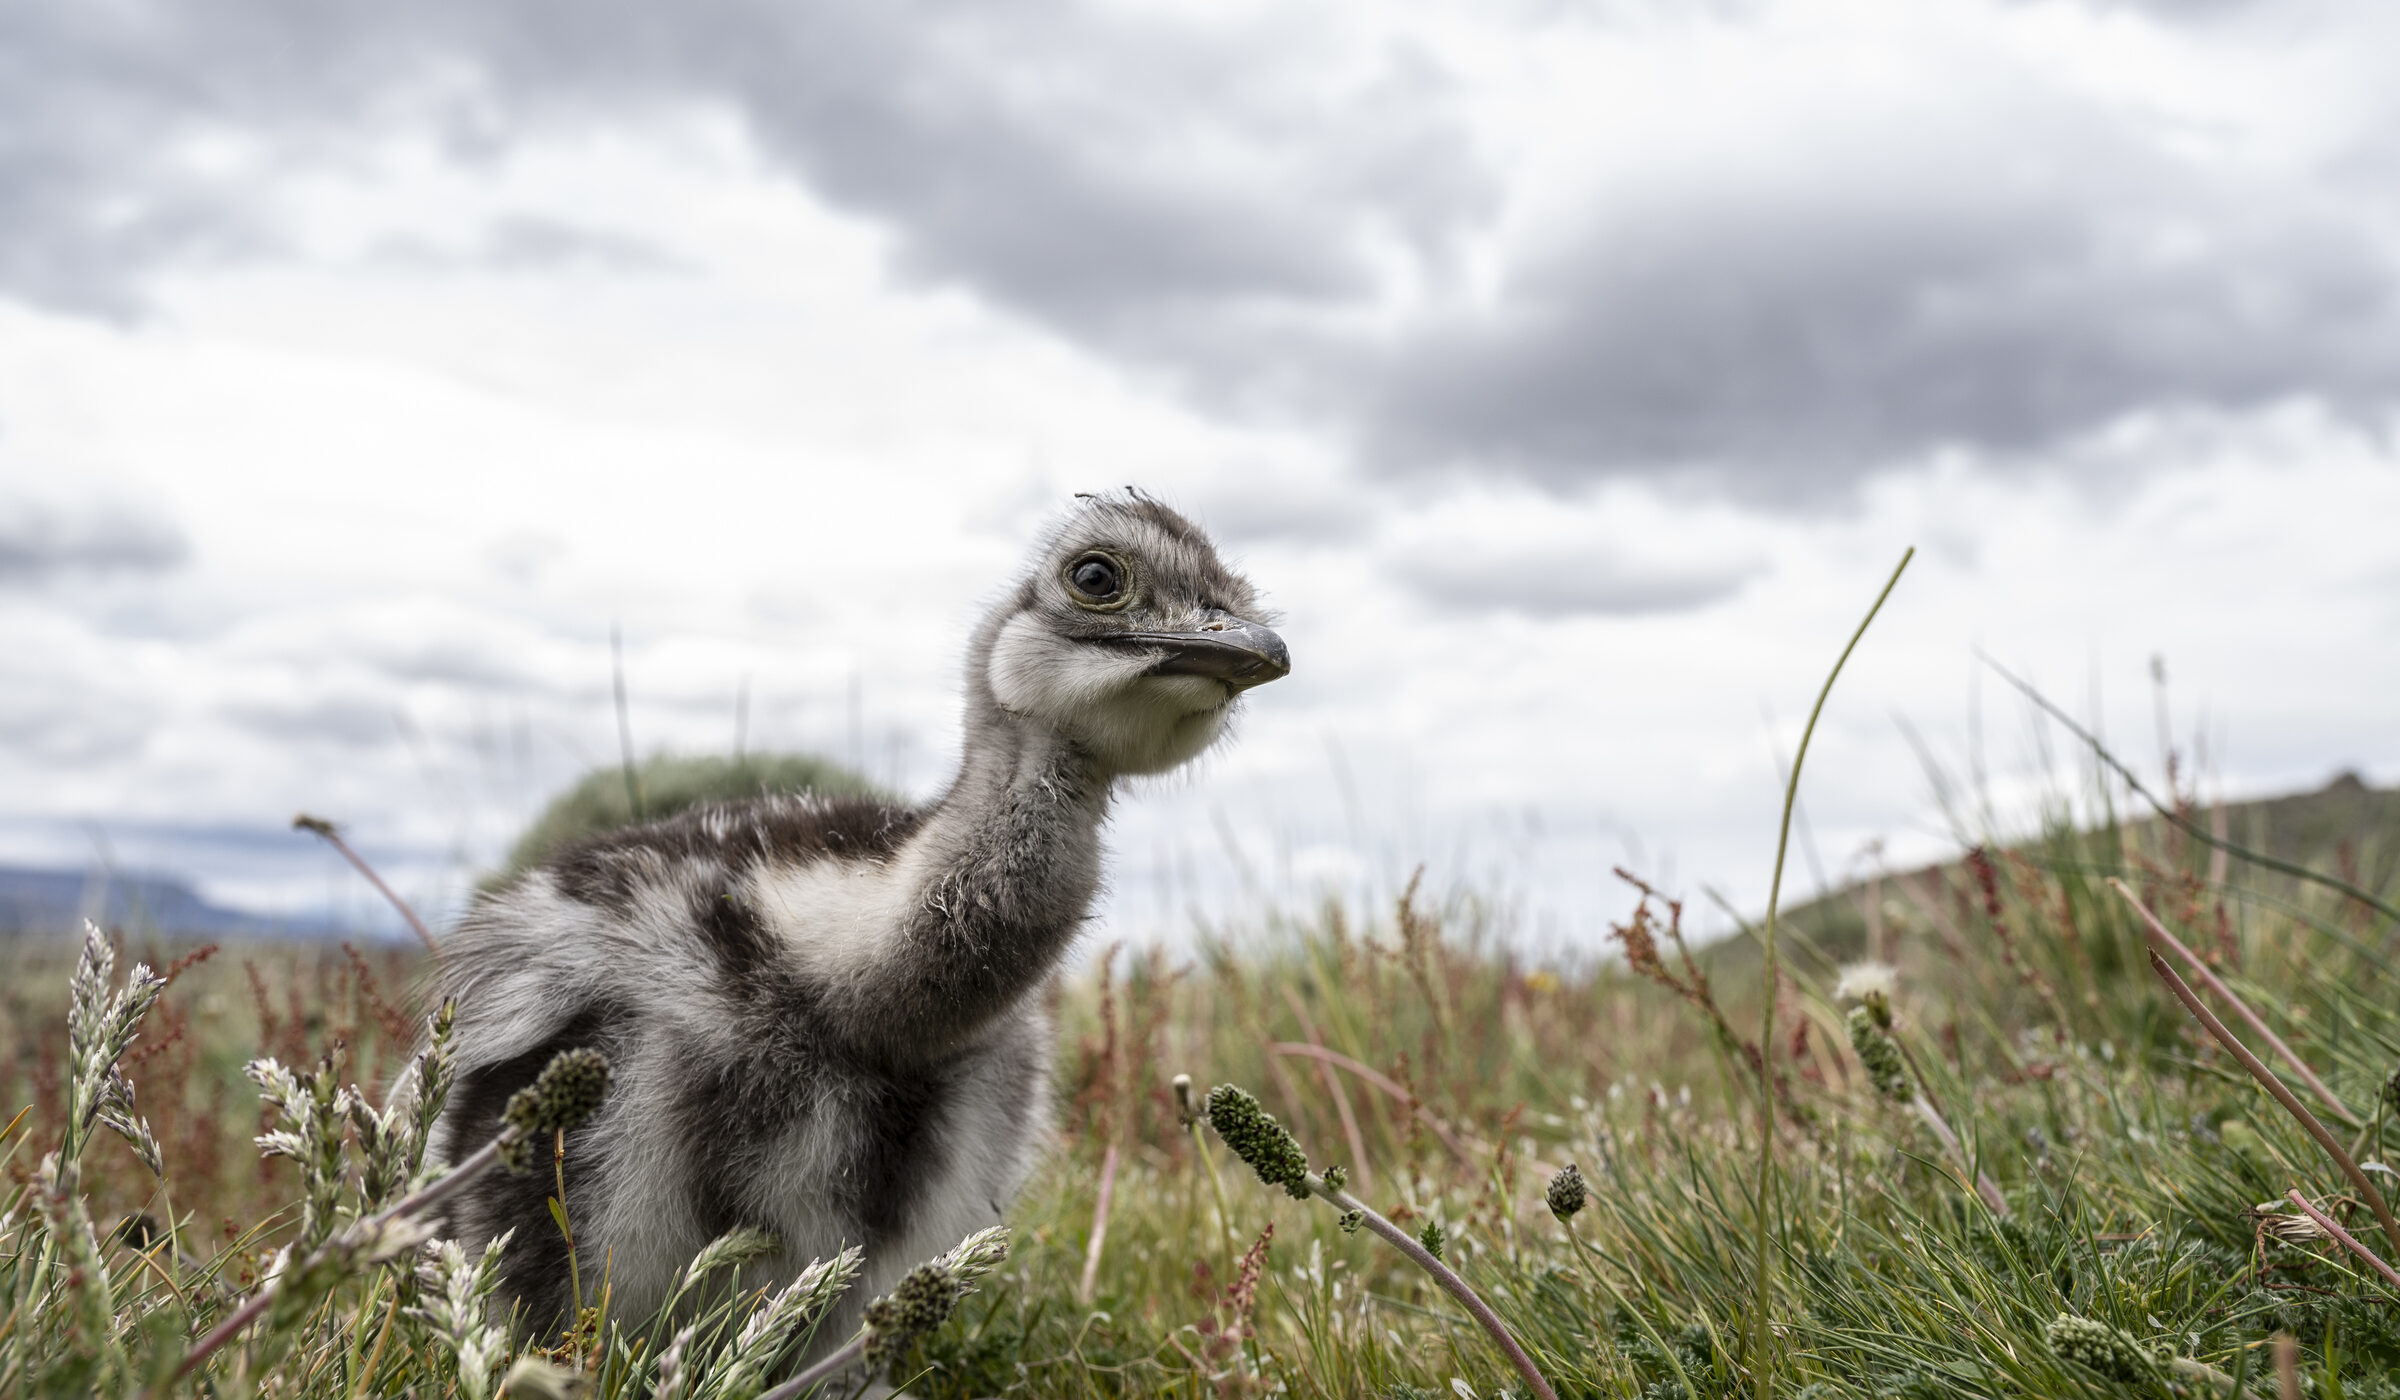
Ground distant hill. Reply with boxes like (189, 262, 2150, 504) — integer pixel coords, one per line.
(0, 865, 344, 940)
(2203, 770, 2400, 868)
(1717, 770, 2400, 980)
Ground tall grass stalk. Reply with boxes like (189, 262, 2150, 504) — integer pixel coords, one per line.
(611, 623, 645, 823)
(1749, 545, 1913, 1399)
(292, 814, 438, 953)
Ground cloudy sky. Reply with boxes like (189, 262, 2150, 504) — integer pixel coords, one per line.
(4, 0, 2396, 947)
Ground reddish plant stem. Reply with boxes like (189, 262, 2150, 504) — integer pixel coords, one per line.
(2147, 950, 2400, 1259)
(1277, 984, 1372, 1189)
(1316, 1178, 1559, 1400)
(1905, 1096, 2009, 1216)
(1269, 1042, 1476, 1168)
(1076, 1142, 1119, 1306)
(2284, 1190, 2400, 1292)
(2113, 879, 2358, 1127)
(169, 1134, 509, 1384)
(294, 813, 438, 953)
(756, 1332, 867, 1400)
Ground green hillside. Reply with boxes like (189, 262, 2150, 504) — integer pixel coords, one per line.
(1726, 771, 2400, 987)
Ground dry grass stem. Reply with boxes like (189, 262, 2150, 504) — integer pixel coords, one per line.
(2113, 878, 2359, 1127)
(2281, 1189, 2400, 1292)
(2146, 950, 2400, 1259)
(1076, 1141, 1119, 1307)
(292, 814, 440, 953)
(1267, 1041, 1477, 1168)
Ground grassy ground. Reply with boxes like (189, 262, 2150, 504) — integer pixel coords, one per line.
(8, 771, 2400, 1397)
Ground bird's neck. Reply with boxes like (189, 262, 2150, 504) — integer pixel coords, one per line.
(926, 710, 1113, 874)
(959, 696, 1100, 791)
(852, 700, 1111, 1058)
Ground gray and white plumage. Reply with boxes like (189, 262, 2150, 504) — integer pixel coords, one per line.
(424, 494, 1288, 1335)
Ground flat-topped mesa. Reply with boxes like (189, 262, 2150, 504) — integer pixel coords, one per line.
(424, 492, 1288, 1334)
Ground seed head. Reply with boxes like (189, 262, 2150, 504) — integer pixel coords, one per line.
(500, 1356, 589, 1400)
(1418, 1218, 1446, 1260)
(499, 1048, 610, 1173)
(1338, 1210, 1363, 1234)
(1846, 1007, 1913, 1104)
(1546, 1163, 1587, 1222)
(1861, 990, 1892, 1029)
(1320, 1164, 1348, 1192)
(2253, 1204, 2326, 1247)
(853, 1228, 1007, 1371)
(2383, 1066, 2400, 1116)
(1206, 1084, 1311, 1199)
(1173, 1074, 1196, 1128)
(931, 1224, 1011, 1286)
(2044, 1314, 2154, 1382)
(863, 1262, 961, 1368)
(1835, 962, 1899, 1030)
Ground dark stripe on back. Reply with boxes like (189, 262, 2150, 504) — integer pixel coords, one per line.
(544, 794, 922, 916)
(696, 871, 775, 979)
(444, 1004, 620, 1334)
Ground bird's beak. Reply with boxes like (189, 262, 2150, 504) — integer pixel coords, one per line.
(1112, 611, 1291, 691)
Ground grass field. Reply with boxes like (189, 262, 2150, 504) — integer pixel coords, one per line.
(8, 751, 2400, 1397)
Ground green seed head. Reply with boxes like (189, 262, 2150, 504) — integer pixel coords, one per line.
(1547, 1163, 1587, 1221)
(1418, 1219, 1445, 1260)
(863, 1261, 960, 1368)
(1206, 1084, 1311, 1199)
(1339, 1210, 1363, 1234)
(1860, 989, 1893, 1030)
(2044, 1314, 2152, 1383)
(1846, 1007, 1913, 1104)
(499, 1048, 610, 1173)
(1320, 1164, 1348, 1192)
(933, 1225, 1010, 1286)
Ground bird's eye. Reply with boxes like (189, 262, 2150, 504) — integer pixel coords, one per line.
(1066, 553, 1126, 604)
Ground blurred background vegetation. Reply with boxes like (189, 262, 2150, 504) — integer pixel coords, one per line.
(7, 744, 2400, 1396)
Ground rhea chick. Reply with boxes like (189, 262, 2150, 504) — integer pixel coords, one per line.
(427, 494, 1288, 1331)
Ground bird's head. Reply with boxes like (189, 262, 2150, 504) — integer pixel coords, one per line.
(981, 493, 1288, 777)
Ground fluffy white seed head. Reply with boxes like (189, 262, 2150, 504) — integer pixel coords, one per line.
(1835, 961, 1898, 1004)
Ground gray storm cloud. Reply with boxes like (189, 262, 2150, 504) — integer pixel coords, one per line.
(0, 2, 1488, 320)
(0, 488, 188, 584)
(1359, 66, 2400, 498)
(1393, 548, 1761, 619)
(4, 0, 2398, 499)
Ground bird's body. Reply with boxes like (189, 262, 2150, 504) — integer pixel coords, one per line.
(426, 496, 1287, 1333)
